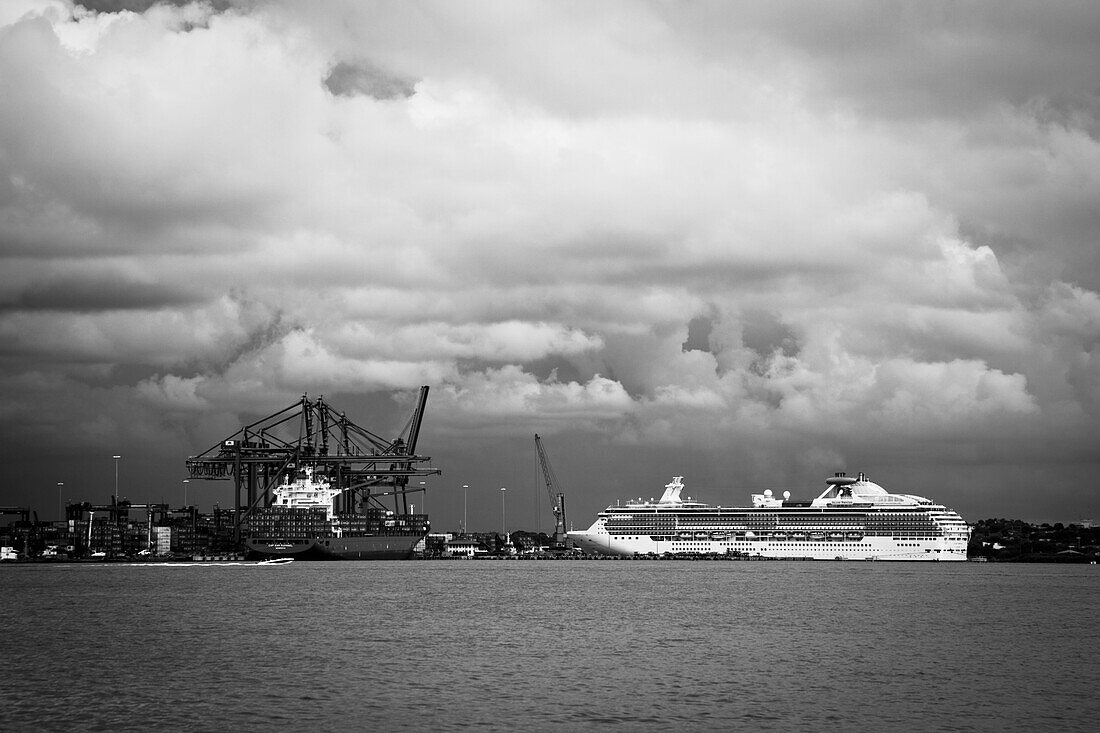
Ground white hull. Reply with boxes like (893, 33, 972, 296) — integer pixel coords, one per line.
(568, 473, 972, 561)
(567, 530, 968, 561)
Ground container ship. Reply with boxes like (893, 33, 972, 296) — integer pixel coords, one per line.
(568, 472, 971, 561)
(245, 466, 428, 560)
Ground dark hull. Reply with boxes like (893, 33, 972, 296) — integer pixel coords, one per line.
(245, 534, 424, 561)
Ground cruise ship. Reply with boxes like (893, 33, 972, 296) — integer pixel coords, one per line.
(244, 466, 428, 560)
(567, 472, 971, 561)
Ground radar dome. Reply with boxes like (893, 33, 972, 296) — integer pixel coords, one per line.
(764, 489, 772, 497)
(783, 491, 791, 500)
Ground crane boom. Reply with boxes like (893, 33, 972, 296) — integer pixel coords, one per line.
(534, 434, 569, 548)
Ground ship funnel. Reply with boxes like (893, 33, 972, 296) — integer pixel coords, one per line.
(834, 472, 846, 477)
(858, 472, 865, 481)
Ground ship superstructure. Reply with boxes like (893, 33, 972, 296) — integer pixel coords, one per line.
(567, 472, 971, 561)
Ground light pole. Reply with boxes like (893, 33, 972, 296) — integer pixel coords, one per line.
(462, 484, 469, 535)
(500, 486, 507, 538)
(182, 479, 189, 508)
(57, 482, 64, 522)
(112, 455, 121, 504)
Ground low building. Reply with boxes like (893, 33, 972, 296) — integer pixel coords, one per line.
(445, 538, 483, 558)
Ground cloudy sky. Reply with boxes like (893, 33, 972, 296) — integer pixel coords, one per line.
(2, 0, 1099, 529)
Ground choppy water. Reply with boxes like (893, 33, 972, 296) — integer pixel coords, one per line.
(1, 560, 1097, 732)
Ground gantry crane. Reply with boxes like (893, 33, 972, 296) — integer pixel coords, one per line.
(0, 507, 34, 525)
(534, 434, 569, 549)
(185, 386, 440, 547)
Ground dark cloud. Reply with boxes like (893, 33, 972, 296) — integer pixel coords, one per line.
(517, 354, 584, 385)
(681, 314, 714, 353)
(656, 1, 1100, 123)
(324, 60, 416, 100)
(1, 1, 1100, 527)
(5, 276, 205, 312)
(77, 1, 236, 13)
(1032, 91, 1100, 142)
(741, 310, 798, 360)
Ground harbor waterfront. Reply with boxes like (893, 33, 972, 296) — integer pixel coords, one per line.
(1, 561, 1097, 731)
(3, 398, 1092, 563)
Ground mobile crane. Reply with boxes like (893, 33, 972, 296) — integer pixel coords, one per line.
(534, 434, 569, 549)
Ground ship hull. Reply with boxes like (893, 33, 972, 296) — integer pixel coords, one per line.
(567, 530, 968, 561)
(245, 533, 424, 561)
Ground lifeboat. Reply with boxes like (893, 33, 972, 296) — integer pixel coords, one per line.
(791, 532, 808, 541)
(809, 532, 825, 541)
(846, 532, 864, 541)
(710, 532, 730, 540)
(827, 532, 845, 541)
(771, 533, 788, 541)
(677, 531, 693, 540)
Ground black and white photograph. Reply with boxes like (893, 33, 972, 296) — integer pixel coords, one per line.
(1, 1, 1098, 730)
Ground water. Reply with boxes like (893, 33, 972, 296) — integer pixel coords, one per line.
(1, 561, 1097, 731)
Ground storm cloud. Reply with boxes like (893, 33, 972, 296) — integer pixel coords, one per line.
(2, 1, 1099, 526)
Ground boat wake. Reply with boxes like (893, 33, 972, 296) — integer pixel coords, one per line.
(118, 561, 292, 567)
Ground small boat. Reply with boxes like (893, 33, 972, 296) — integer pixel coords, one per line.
(258, 557, 294, 565)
